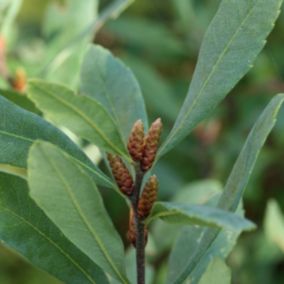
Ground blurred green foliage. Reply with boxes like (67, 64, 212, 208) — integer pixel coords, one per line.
(1, 0, 284, 283)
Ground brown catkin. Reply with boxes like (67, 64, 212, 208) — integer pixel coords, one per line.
(127, 120, 145, 162)
(127, 208, 148, 247)
(127, 208, 136, 246)
(107, 154, 134, 196)
(138, 175, 158, 219)
(141, 118, 162, 171)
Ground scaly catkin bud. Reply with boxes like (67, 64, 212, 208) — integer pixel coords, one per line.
(107, 154, 134, 196)
(141, 118, 162, 171)
(127, 208, 148, 247)
(127, 208, 136, 246)
(127, 120, 145, 162)
(138, 175, 158, 219)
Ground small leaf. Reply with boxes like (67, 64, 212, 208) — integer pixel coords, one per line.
(0, 95, 111, 187)
(147, 202, 255, 232)
(159, 0, 283, 157)
(28, 80, 129, 159)
(167, 94, 284, 284)
(0, 173, 109, 284)
(199, 258, 231, 284)
(28, 141, 129, 283)
(80, 45, 148, 141)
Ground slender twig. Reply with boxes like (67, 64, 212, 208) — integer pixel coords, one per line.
(130, 165, 145, 284)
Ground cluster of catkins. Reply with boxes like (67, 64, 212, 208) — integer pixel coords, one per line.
(108, 118, 162, 247)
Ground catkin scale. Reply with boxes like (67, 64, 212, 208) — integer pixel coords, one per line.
(107, 154, 134, 196)
(127, 208, 136, 246)
(138, 175, 158, 219)
(127, 120, 145, 162)
(141, 118, 162, 172)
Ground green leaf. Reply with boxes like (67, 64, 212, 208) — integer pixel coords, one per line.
(173, 179, 222, 205)
(0, 89, 39, 114)
(167, 220, 240, 284)
(122, 55, 179, 122)
(0, 95, 111, 187)
(41, 0, 136, 87)
(28, 141, 129, 283)
(264, 199, 284, 252)
(80, 44, 148, 141)
(167, 94, 284, 284)
(146, 202, 255, 232)
(167, 226, 204, 284)
(199, 258, 231, 284)
(159, 0, 283, 157)
(151, 180, 222, 253)
(0, 0, 22, 38)
(0, 173, 109, 284)
(217, 94, 284, 211)
(28, 80, 129, 160)
(41, 0, 98, 87)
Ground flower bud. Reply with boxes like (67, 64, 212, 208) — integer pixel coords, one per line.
(107, 154, 134, 196)
(127, 120, 145, 162)
(141, 118, 162, 171)
(127, 208, 148, 247)
(138, 175, 158, 219)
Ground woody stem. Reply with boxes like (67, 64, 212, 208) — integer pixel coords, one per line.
(135, 216, 145, 284)
(131, 165, 145, 284)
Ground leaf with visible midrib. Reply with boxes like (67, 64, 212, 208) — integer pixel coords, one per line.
(159, 0, 283, 158)
(0, 173, 109, 284)
(28, 80, 129, 160)
(167, 94, 284, 284)
(80, 45, 148, 142)
(28, 141, 129, 284)
(146, 202, 255, 232)
(0, 95, 111, 187)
